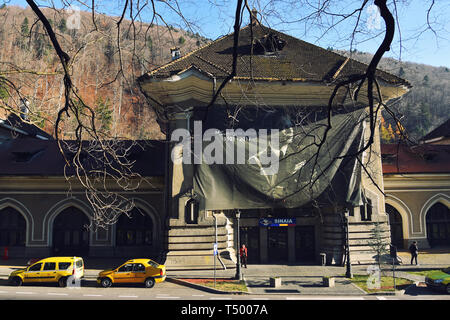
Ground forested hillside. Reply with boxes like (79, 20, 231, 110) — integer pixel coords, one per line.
(1, 5, 447, 142)
(336, 50, 450, 142)
(0, 5, 207, 139)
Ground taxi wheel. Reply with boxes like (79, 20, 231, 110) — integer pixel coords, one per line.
(58, 277, 67, 288)
(101, 278, 112, 288)
(446, 284, 450, 295)
(144, 278, 155, 288)
(11, 277, 22, 286)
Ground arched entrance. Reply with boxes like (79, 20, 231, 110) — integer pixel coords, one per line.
(52, 207, 90, 256)
(0, 207, 26, 247)
(426, 202, 450, 247)
(116, 208, 153, 247)
(386, 204, 404, 249)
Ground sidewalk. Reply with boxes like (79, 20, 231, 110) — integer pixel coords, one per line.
(168, 264, 366, 295)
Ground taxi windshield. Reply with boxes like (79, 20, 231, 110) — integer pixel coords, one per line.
(443, 267, 450, 274)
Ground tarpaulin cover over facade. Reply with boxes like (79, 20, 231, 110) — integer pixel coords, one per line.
(193, 109, 367, 210)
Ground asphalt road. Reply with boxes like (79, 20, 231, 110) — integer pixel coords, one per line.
(0, 277, 448, 300)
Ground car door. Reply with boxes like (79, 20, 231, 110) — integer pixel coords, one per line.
(24, 262, 43, 283)
(132, 263, 147, 284)
(41, 262, 57, 282)
(114, 263, 133, 283)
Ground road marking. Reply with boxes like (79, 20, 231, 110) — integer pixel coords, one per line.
(48, 293, 69, 296)
(252, 297, 269, 300)
(0, 291, 7, 294)
(286, 296, 365, 300)
(118, 295, 138, 298)
(16, 292, 34, 295)
(155, 296, 180, 299)
(83, 294, 103, 297)
(376, 296, 387, 300)
(192, 294, 204, 297)
(210, 297, 232, 300)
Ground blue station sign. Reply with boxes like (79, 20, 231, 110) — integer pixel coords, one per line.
(259, 218, 296, 227)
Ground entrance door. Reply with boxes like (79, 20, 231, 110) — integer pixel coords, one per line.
(267, 227, 288, 262)
(386, 204, 404, 249)
(53, 207, 90, 256)
(295, 226, 315, 263)
(426, 203, 450, 247)
(240, 227, 260, 263)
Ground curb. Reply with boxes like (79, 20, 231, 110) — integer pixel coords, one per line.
(167, 277, 250, 295)
(167, 277, 370, 296)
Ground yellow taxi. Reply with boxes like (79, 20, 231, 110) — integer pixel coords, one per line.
(97, 258, 166, 288)
(9, 257, 84, 287)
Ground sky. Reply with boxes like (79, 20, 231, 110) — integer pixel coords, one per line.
(5, 0, 450, 68)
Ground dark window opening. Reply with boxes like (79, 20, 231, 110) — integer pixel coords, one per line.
(116, 208, 153, 246)
(361, 199, 372, 221)
(52, 207, 89, 256)
(185, 199, 199, 224)
(426, 202, 450, 247)
(254, 33, 287, 55)
(386, 204, 404, 249)
(0, 207, 26, 246)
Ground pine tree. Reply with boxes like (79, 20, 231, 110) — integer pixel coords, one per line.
(368, 220, 389, 269)
(95, 97, 113, 133)
(21, 17, 29, 36)
(58, 18, 67, 33)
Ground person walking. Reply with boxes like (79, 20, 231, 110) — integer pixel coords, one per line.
(409, 241, 419, 265)
(240, 244, 248, 268)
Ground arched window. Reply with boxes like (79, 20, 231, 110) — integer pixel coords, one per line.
(386, 204, 404, 249)
(426, 202, 450, 247)
(116, 208, 153, 246)
(0, 207, 26, 246)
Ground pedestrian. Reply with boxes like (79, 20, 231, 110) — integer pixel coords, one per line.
(409, 241, 419, 265)
(240, 244, 248, 268)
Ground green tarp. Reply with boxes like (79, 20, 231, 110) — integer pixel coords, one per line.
(193, 109, 367, 210)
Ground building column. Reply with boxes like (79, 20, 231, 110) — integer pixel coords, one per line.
(288, 226, 295, 263)
(260, 227, 268, 263)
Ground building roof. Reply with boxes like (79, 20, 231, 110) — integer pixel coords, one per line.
(0, 138, 166, 177)
(141, 23, 410, 87)
(420, 118, 450, 143)
(381, 143, 450, 174)
(0, 113, 53, 140)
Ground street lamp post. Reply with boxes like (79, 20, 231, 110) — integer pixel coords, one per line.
(235, 210, 242, 281)
(344, 209, 353, 278)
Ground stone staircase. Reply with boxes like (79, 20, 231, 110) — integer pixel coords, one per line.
(320, 213, 391, 265)
(162, 213, 237, 270)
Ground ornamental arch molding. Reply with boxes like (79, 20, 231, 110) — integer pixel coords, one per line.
(385, 194, 412, 238)
(0, 198, 33, 244)
(110, 198, 162, 249)
(43, 197, 93, 247)
(420, 193, 450, 239)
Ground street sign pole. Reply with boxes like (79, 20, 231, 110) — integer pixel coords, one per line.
(213, 242, 218, 288)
